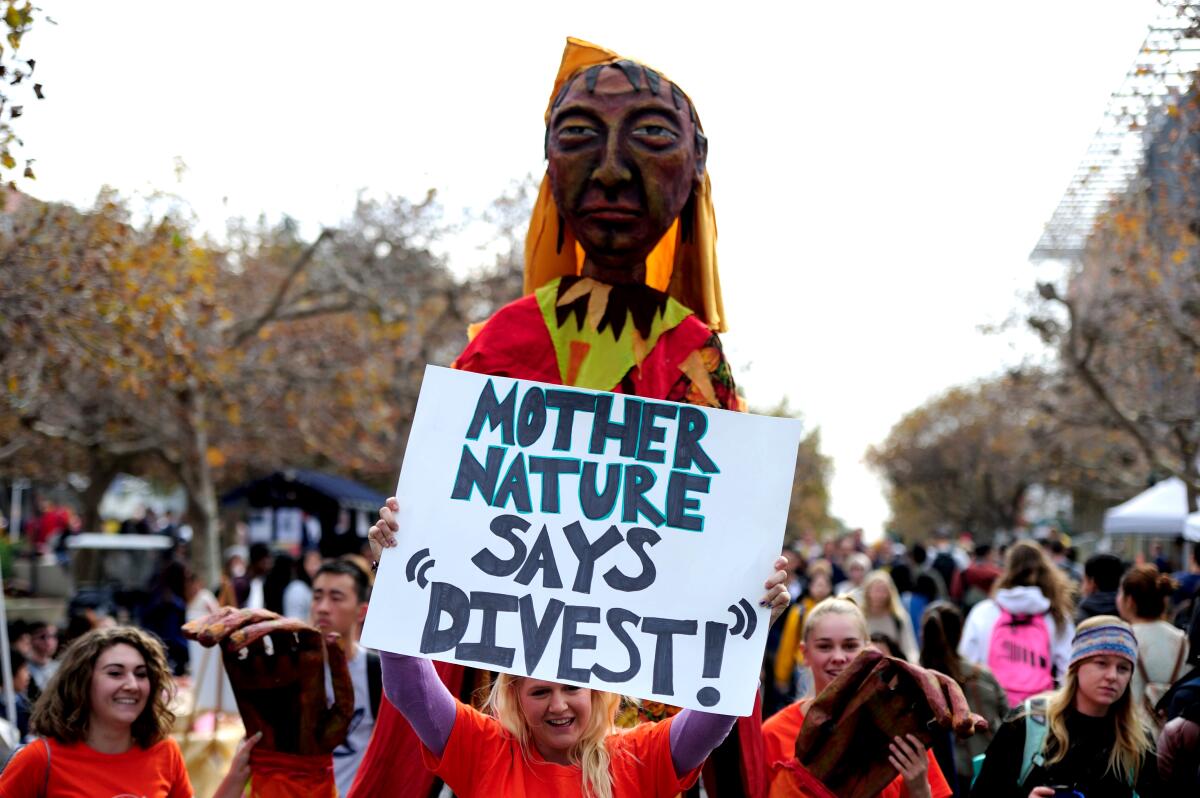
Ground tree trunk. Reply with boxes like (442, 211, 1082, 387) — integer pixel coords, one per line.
(186, 487, 221, 589)
(79, 451, 131, 531)
(179, 384, 222, 588)
(1183, 441, 1199, 516)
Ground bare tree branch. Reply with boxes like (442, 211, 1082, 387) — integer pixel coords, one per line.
(1048, 285, 1199, 491)
(0, 438, 27, 462)
(229, 228, 334, 348)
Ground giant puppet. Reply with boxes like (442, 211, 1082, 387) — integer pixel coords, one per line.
(348, 37, 760, 798)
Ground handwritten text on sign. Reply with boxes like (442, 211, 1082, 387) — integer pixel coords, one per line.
(361, 366, 802, 715)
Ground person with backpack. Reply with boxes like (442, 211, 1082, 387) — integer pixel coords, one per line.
(1117, 564, 1189, 731)
(969, 616, 1161, 798)
(959, 541, 1075, 708)
(310, 559, 381, 798)
(920, 602, 1008, 796)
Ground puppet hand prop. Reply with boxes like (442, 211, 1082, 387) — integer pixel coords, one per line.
(183, 607, 354, 756)
(786, 650, 987, 798)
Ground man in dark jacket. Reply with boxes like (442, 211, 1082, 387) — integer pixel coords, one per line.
(1076, 553, 1124, 622)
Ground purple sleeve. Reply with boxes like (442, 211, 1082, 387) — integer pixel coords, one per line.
(380, 652, 457, 757)
(669, 708, 736, 776)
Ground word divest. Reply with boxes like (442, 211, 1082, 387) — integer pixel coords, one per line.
(362, 366, 802, 715)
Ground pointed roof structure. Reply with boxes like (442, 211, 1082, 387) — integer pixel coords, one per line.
(1032, 1, 1200, 260)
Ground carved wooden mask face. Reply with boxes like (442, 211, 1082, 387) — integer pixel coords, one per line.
(546, 63, 706, 272)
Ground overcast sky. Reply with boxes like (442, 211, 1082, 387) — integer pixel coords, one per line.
(13, 1, 1162, 537)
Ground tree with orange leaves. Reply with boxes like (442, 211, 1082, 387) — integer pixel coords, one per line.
(1, 187, 520, 584)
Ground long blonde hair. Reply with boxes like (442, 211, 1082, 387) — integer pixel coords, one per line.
(996, 540, 1074, 629)
(484, 674, 623, 798)
(860, 570, 906, 622)
(1039, 616, 1152, 783)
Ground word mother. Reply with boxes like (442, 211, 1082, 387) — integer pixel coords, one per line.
(450, 379, 721, 532)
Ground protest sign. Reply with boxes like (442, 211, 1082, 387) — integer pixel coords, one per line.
(361, 365, 802, 715)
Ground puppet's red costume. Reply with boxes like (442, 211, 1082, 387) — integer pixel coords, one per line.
(456, 275, 741, 412)
(350, 37, 762, 798)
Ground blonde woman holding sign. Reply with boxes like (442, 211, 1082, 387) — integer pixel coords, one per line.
(346, 34, 790, 798)
(367, 498, 789, 798)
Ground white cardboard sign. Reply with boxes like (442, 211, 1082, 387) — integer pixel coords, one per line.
(361, 366, 802, 715)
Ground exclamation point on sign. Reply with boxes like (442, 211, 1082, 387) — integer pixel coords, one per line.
(697, 599, 758, 708)
(696, 621, 727, 707)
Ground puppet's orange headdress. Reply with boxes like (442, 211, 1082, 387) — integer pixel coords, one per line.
(524, 37, 727, 332)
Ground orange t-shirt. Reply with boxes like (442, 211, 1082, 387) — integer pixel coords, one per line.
(421, 701, 702, 798)
(0, 737, 192, 798)
(762, 702, 952, 798)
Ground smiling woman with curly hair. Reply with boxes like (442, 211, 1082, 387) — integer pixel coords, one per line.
(31, 626, 176, 748)
(0, 626, 212, 797)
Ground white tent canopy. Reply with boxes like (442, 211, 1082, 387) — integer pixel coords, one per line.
(1186, 511, 1200, 543)
(1102, 477, 1198, 535)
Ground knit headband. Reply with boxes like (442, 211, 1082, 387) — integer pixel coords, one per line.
(1069, 623, 1137, 669)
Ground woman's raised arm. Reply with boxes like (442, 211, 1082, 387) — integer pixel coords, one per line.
(380, 652, 457, 757)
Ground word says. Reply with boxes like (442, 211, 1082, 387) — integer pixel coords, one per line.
(471, 514, 660, 594)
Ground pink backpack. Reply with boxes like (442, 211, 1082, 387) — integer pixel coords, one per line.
(986, 609, 1054, 707)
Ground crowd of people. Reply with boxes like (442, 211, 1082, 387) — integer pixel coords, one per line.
(2, 472, 1198, 796)
(3, 505, 1194, 798)
(763, 528, 1200, 796)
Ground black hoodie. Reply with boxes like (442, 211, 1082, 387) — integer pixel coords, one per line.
(1076, 590, 1119, 623)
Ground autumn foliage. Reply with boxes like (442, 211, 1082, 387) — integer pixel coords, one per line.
(1, 187, 517, 582)
(0, 1, 44, 178)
